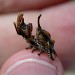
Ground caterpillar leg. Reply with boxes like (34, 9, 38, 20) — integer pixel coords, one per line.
(48, 50, 54, 60)
(38, 50, 44, 56)
(52, 49, 57, 57)
(32, 48, 37, 53)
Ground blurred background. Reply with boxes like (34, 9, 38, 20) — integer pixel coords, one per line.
(0, 0, 68, 14)
(0, 0, 75, 75)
